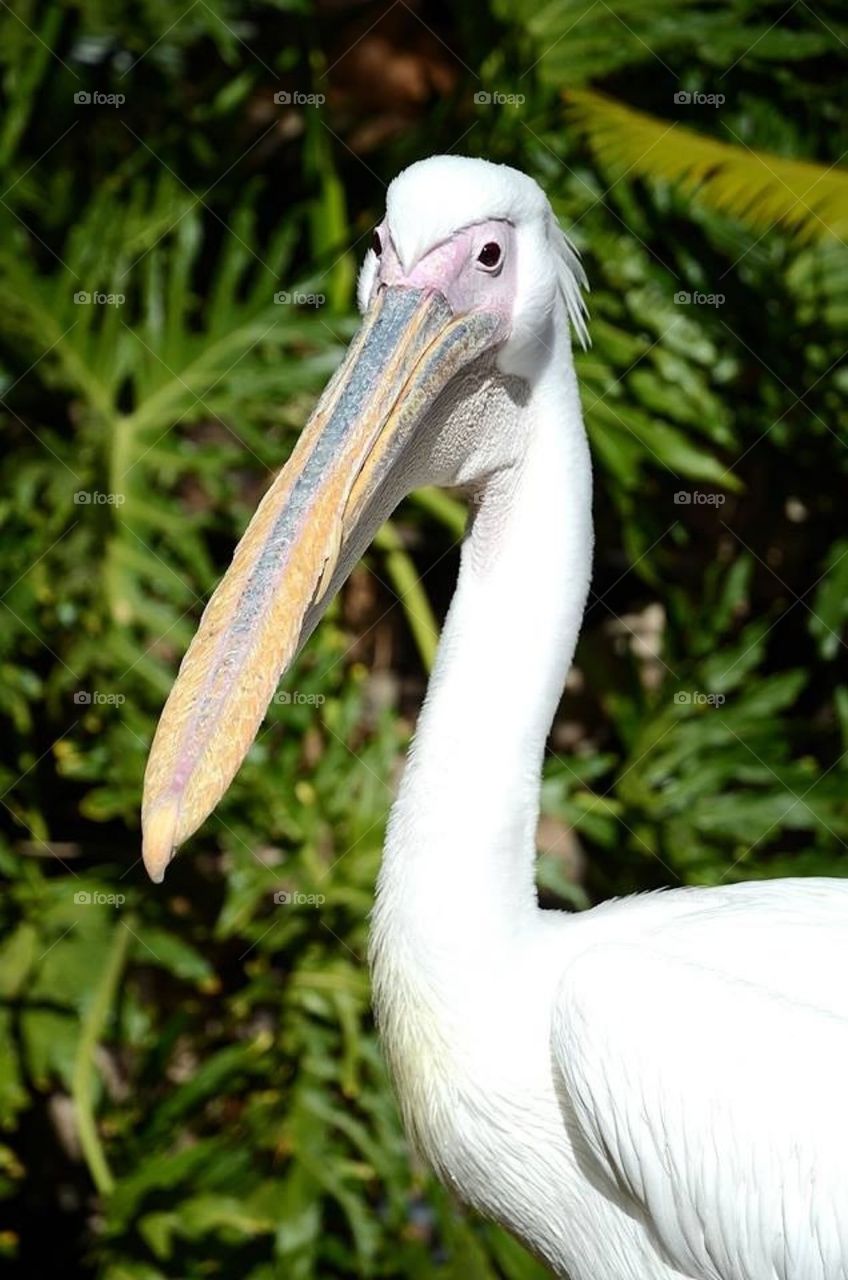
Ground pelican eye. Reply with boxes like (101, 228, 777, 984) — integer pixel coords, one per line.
(477, 242, 501, 267)
(372, 230, 382, 256)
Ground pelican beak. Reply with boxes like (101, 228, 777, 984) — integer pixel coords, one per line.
(141, 286, 499, 882)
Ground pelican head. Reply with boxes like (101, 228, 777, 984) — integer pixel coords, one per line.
(141, 155, 587, 882)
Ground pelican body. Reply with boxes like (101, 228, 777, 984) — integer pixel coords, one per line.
(142, 157, 848, 1280)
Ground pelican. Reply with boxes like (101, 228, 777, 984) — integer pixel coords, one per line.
(142, 156, 848, 1280)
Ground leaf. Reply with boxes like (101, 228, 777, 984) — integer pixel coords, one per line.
(567, 88, 848, 244)
(21, 1009, 78, 1092)
(146, 1040, 270, 1139)
(72, 919, 133, 1194)
(0, 923, 38, 998)
(131, 927, 213, 984)
(107, 1139, 240, 1230)
(809, 540, 848, 660)
(0, 1010, 28, 1126)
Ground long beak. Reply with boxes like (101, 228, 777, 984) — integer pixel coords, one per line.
(142, 286, 499, 882)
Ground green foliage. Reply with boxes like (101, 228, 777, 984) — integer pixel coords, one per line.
(0, 0, 846, 1276)
(567, 88, 848, 244)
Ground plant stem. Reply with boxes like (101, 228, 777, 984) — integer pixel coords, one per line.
(374, 523, 440, 671)
(72, 918, 133, 1197)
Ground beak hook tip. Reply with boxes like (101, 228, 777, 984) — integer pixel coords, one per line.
(142, 795, 182, 884)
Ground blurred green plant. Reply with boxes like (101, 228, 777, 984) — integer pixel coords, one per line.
(1, 0, 846, 1276)
(566, 88, 848, 244)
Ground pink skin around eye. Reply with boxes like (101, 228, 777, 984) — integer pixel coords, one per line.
(376, 219, 517, 341)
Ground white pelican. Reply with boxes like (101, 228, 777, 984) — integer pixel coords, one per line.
(142, 156, 848, 1280)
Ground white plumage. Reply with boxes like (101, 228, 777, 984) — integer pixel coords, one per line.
(366, 159, 848, 1280)
(144, 156, 848, 1280)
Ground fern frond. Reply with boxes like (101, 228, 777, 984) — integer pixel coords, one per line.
(494, 0, 840, 86)
(566, 88, 848, 244)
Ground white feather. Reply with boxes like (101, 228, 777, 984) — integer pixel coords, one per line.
(358, 156, 847, 1280)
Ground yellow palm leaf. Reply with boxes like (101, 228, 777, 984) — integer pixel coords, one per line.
(566, 88, 848, 245)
